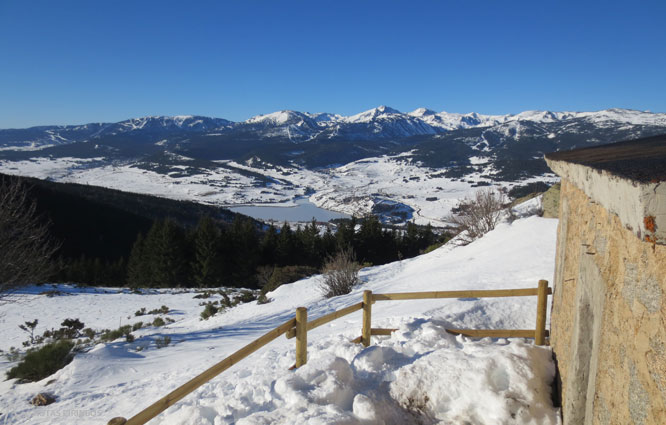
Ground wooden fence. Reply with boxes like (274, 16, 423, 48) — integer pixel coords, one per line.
(107, 280, 551, 425)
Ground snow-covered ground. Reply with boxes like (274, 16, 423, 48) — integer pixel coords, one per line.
(0, 154, 558, 227)
(0, 157, 300, 207)
(0, 215, 560, 424)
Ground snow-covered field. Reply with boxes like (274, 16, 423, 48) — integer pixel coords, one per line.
(0, 155, 558, 226)
(0, 215, 560, 424)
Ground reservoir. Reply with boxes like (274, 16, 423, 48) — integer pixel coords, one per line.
(229, 198, 350, 222)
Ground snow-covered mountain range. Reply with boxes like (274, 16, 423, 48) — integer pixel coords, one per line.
(1, 107, 665, 225)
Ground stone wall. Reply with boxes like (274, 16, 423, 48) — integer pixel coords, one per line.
(551, 179, 665, 425)
(542, 182, 560, 219)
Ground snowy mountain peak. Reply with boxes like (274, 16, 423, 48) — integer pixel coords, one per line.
(346, 106, 404, 123)
(246, 110, 305, 125)
(508, 110, 564, 123)
(375, 105, 401, 114)
(113, 115, 230, 132)
(409, 107, 437, 117)
(309, 112, 343, 123)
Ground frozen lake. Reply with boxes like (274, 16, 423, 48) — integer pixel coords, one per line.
(228, 197, 350, 222)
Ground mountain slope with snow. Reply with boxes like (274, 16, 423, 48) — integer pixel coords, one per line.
(0, 215, 560, 424)
(2, 107, 665, 151)
(0, 116, 232, 152)
(1, 106, 663, 226)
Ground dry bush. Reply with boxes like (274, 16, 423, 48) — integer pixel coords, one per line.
(446, 187, 507, 245)
(319, 248, 361, 298)
(155, 335, 171, 349)
(260, 265, 318, 296)
(0, 177, 59, 298)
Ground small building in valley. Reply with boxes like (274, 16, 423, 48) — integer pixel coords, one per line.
(545, 134, 666, 425)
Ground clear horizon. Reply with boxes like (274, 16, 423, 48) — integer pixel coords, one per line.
(1, 0, 665, 128)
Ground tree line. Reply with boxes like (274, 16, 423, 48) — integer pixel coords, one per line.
(59, 215, 446, 289)
(1, 174, 447, 291)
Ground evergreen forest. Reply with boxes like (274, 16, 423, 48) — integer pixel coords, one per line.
(63, 215, 444, 289)
(2, 174, 446, 290)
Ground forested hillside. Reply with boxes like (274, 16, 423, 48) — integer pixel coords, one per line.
(3, 174, 445, 289)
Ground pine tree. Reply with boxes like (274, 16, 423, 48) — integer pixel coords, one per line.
(301, 219, 321, 267)
(260, 224, 278, 265)
(358, 215, 383, 264)
(150, 219, 189, 287)
(275, 222, 295, 266)
(129, 219, 191, 288)
(193, 217, 223, 288)
(321, 226, 337, 260)
(400, 221, 420, 258)
(127, 233, 149, 287)
(228, 217, 259, 287)
(335, 217, 357, 252)
(420, 223, 436, 250)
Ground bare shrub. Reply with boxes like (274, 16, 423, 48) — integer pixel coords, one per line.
(319, 248, 361, 298)
(0, 177, 59, 298)
(155, 335, 171, 349)
(446, 187, 507, 245)
(19, 319, 39, 345)
(148, 305, 169, 315)
(255, 265, 275, 289)
(260, 265, 317, 296)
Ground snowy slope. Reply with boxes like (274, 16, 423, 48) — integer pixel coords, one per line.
(0, 116, 231, 151)
(0, 153, 557, 226)
(233, 106, 666, 142)
(1, 106, 664, 227)
(0, 215, 560, 424)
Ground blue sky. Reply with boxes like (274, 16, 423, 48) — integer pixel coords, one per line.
(1, 0, 665, 128)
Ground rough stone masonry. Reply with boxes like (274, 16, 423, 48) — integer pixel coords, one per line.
(545, 135, 666, 425)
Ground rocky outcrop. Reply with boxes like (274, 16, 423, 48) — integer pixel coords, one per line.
(31, 393, 56, 406)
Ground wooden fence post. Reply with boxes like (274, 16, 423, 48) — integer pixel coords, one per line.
(362, 290, 372, 347)
(535, 280, 548, 345)
(295, 307, 308, 367)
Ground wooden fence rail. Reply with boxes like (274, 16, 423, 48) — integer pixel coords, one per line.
(372, 287, 544, 301)
(108, 280, 550, 425)
(285, 302, 363, 339)
(107, 317, 296, 425)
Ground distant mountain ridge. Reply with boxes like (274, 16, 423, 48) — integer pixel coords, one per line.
(3, 106, 666, 150)
(0, 116, 232, 151)
(1, 107, 665, 211)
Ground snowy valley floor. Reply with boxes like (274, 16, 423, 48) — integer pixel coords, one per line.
(0, 216, 561, 424)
